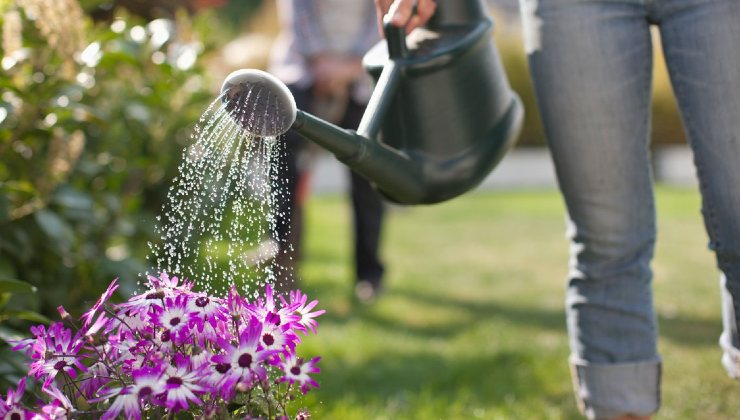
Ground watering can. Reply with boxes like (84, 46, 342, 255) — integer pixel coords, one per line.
(221, 0, 523, 204)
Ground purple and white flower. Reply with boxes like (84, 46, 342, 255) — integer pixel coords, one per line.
(97, 366, 166, 420)
(212, 316, 273, 386)
(28, 322, 87, 388)
(161, 356, 204, 412)
(9, 274, 324, 419)
(281, 289, 326, 335)
(279, 354, 321, 394)
(153, 295, 198, 343)
(80, 278, 119, 327)
(0, 378, 31, 419)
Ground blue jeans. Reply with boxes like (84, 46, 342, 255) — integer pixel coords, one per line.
(519, 0, 740, 417)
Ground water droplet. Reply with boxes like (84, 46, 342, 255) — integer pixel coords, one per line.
(145, 89, 292, 295)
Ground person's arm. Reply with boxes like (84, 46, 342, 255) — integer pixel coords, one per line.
(351, 1, 382, 58)
(286, 0, 326, 57)
(279, 0, 338, 96)
(373, 0, 437, 35)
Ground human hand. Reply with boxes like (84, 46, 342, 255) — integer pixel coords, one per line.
(374, 0, 437, 35)
(310, 54, 363, 98)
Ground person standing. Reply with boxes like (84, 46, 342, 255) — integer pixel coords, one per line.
(377, 0, 740, 418)
(269, 0, 387, 301)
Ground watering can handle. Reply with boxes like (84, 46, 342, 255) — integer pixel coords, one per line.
(357, 13, 413, 140)
(383, 16, 409, 60)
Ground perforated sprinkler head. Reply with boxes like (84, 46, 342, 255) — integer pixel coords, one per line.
(220, 69, 297, 137)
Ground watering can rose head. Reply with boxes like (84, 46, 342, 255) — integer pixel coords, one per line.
(220, 69, 297, 138)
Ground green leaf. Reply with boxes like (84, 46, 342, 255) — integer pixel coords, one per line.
(4, 310, 50, 324)
(0, 256, 16, 279)
(0, 325, 26, 343)
(52, 188, 94, 212)
(0, 181, 36, 195)
(0, 227, 33, 263)
(34, 209, 75, 253)
(0, 193, 8, 221)
(0, 278, 37, 294)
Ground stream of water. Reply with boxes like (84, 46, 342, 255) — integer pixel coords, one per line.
(147, 87, 292, 297)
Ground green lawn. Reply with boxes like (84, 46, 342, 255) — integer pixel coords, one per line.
(290, 186, 738, 419)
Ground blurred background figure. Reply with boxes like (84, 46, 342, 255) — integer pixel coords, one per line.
(267, 0, 387, 301)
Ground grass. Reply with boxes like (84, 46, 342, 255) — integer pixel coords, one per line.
(288, 186, 739, 419)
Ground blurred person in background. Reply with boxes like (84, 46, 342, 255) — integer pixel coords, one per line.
(268, 0, 387, 302)
(378, 0, 740, 419)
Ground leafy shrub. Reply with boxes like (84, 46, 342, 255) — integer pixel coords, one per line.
(0, 0, 217, 310)
(0, 0, 224, 387)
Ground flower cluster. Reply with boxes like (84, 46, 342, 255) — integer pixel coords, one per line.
(5, 273, 325, 419)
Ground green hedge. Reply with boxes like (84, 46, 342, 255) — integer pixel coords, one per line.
(0, 0, 237, 389)
(0, 0, 224, 359)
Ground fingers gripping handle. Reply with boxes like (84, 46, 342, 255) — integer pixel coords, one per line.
(383, 16, 408, 60)
(383, 0, 418, 60)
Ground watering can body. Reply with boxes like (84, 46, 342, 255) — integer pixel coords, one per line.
(272, 0, 523, 204)
(291, 0, 523, 204)
(361, 0, 522, 203)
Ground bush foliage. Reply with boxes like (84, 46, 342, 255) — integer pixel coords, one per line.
(0, 0, 224, 388)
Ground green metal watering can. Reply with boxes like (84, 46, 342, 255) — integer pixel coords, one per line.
(221, 0, 523, 204)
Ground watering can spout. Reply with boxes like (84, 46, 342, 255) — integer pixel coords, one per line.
(291, 108, 428, 204)
(220, 0, 523, 205)
(220, 68, 428, 203)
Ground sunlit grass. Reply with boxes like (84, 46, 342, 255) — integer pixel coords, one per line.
(289, 186, 738, 419)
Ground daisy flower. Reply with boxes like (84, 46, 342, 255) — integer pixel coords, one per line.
(280, 289, 326, 334)
(9, 275, 325, 418)
(153, 295, 198, 343)
(40, 384, 74, 419)
(97, 367, 165, 420)
(212, 316, 273, 386)
(188, 346, 211, 370)
(77, 361, 110, 400)
(199, 359, 238, 400)
(1, 405, 29, 420)
(187, 294, 227, 322)
(248, 284, 300, 330)
(161, 356, 204, 412)
(0, 378, 32, 419)
(279, 354, 321, 394)
(80, 278, 119, 327)
(187, 294, 227, 342)
(115, 288, 167, 320)
(118, 273, 193, 319)
(226, 285, 246, 321)
(259, 321, 298, 357)
(146, 272, 194, 294)
(28, 323, 86, 388)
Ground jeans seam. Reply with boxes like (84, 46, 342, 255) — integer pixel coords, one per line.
(640, 26, 656, 237)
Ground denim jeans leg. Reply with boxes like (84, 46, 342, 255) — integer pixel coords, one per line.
(657, 0, 740, 378)
(519, 0, 661, 417)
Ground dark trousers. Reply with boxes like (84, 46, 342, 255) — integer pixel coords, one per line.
(273, 86, 385, 286)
